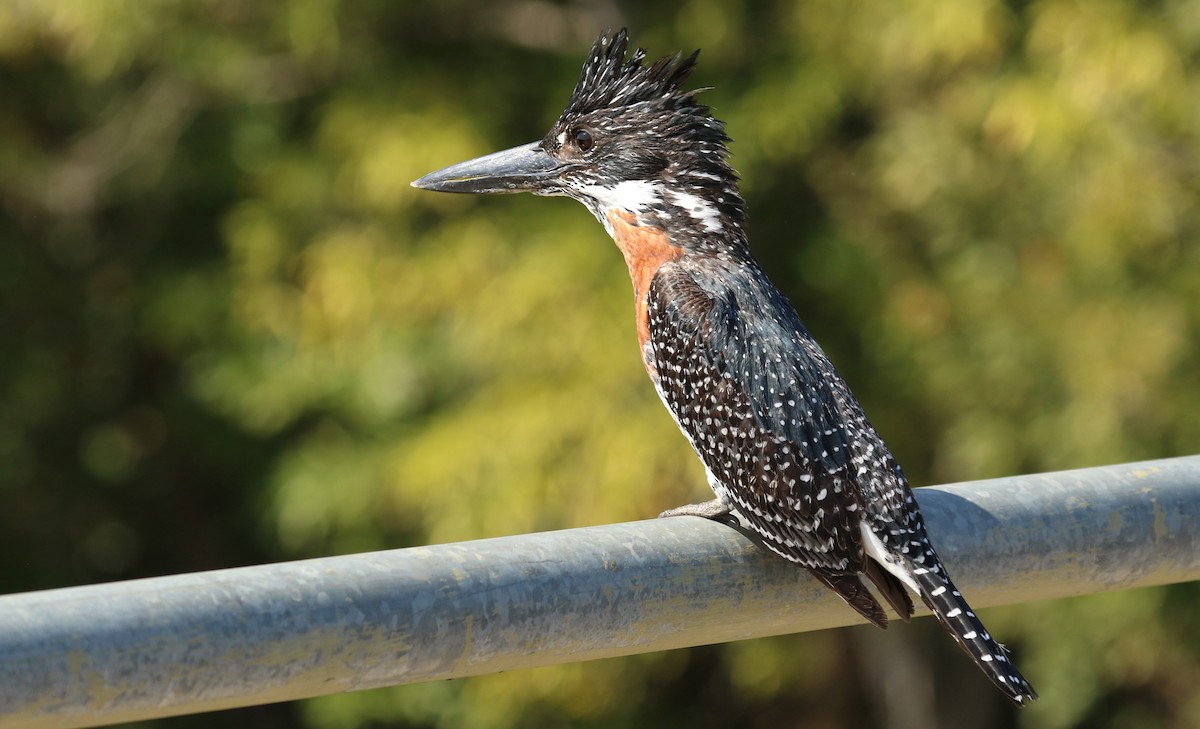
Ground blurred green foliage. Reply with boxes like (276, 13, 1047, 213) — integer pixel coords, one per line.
(2, 1, 1198, 728)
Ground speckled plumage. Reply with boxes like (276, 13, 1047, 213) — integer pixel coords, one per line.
(413, 28, 1037, 706)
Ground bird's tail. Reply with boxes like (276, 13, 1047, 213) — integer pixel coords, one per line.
(912, 564, 1038, 705)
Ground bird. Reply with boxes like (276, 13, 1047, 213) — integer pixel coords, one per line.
(411, 28, 1037, 705)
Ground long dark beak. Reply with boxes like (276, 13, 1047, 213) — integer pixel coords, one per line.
(411, 142, 568, 194)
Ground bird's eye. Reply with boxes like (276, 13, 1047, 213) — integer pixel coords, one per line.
(573, 128, 594, 152)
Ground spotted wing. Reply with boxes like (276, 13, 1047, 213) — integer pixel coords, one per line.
(644, 261, 879, 572)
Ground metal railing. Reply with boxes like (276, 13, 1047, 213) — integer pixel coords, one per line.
(2, 456, 1198, 729)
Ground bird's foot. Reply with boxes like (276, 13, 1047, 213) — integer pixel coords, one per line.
(658, 498, 733, 520)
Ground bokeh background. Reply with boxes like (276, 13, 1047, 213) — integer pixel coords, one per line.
(3, 1, 1199, 727)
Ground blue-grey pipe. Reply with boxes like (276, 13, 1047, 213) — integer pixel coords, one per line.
(1, 456, 1198, 729)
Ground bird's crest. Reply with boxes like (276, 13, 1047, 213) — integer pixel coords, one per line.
(562, 29, 702, 120)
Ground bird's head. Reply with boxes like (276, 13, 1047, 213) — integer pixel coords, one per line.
(412, 29, 745, 246)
